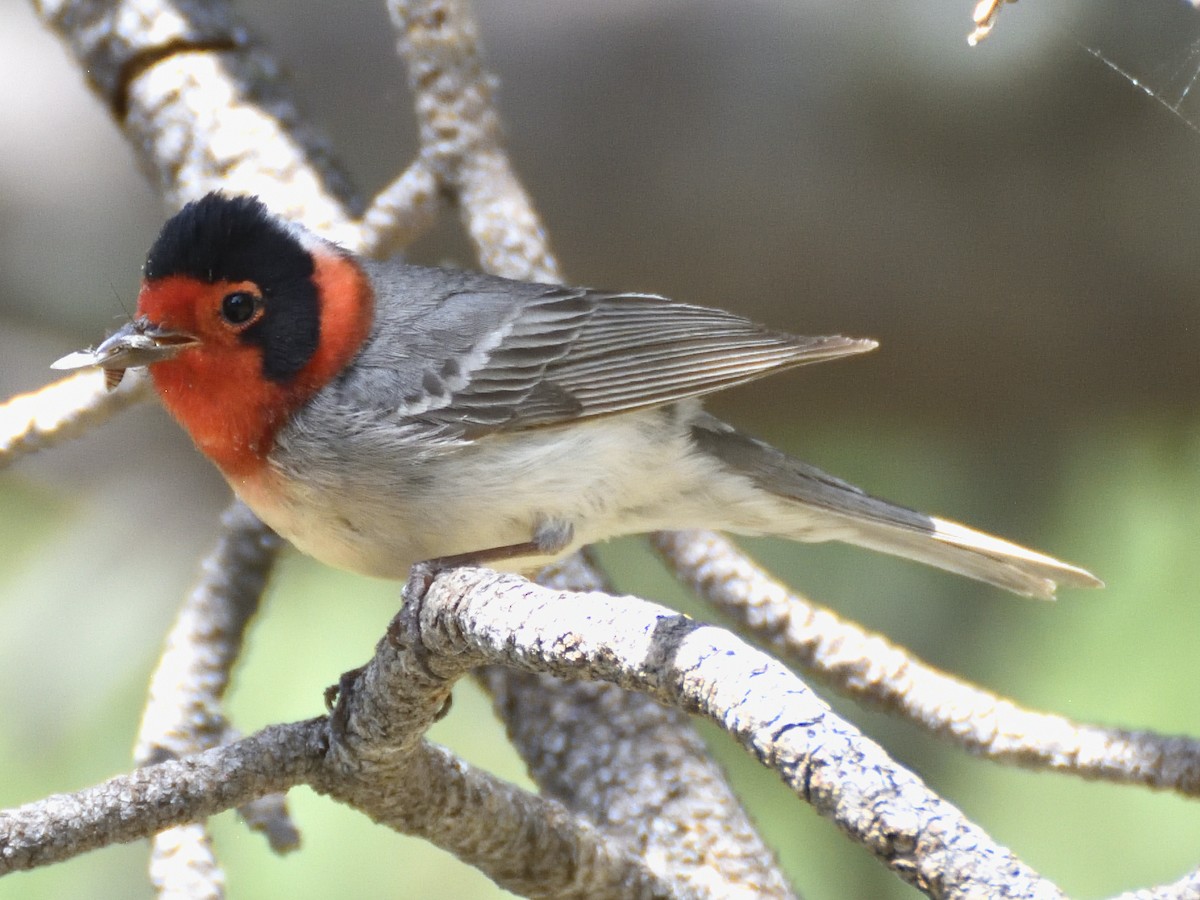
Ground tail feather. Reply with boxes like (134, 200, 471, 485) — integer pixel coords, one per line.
(835, 513, 1102, 599)
(691, 415, 1102, 599)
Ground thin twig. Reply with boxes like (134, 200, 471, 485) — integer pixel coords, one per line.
(236, 792, 301, 856)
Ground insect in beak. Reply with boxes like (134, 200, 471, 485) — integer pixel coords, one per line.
(51, 318, 199, 391)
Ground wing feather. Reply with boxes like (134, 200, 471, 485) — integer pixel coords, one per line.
(350, 266, 876, 434)
(428, 288, 873, 431)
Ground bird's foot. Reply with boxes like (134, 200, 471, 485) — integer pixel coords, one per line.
(324, 664, 365, 743)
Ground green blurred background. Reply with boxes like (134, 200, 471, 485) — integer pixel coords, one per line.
(3, 0, 1200, 897)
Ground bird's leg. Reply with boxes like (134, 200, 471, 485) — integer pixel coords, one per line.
(409, 516, 576, 590)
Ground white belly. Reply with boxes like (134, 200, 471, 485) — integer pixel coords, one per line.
(239, 403, 778, 579)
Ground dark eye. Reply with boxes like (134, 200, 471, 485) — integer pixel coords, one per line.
(220, 291, 260, 326)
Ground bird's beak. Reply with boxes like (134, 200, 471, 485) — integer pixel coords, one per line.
(51, 319, 199, 373)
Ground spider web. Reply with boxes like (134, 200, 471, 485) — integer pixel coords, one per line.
(1075, 3, 1200, 136)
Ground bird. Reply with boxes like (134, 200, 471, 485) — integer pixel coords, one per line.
(53, 192, 1101, 599)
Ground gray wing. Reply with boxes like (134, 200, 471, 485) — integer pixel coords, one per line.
(345, 263, 876, 434)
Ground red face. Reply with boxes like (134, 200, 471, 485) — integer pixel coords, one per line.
(136, 249, 372, 478)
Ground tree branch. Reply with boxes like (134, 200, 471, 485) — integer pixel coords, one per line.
(654, 530, 1200, 798)
(491, 553, 798, 899)
(368, 568, 1062, 897)
(0, 721, 323, 874)
(33, 0, 358, 236)
(380, 2, 794, 893)
(1114, 867, 1200, 900)
(132, 499, 288, 897)
(17, 0, 1183, 895)
(388, 0, 559, 281)
(1, 711, 693, 900)
(317, 739, 685, 900)
(0, 368, 150, 469)
(358, 158, 445, 258)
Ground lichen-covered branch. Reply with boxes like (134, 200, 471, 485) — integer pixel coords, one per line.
(0, 368, 151, 469)
(1114, 867, 1200, 900)
(318, 735, 683, 899)
(387, 0, 559, 281)
(387, 568, 1061, 897)
(132, 499, 288, 897)
(380, 2, 794, 893)
(482, 669, 798, 900)
(33, 0, 359, 240)
(654, 530, 1200, 798)
(494, 553, 797, 899)
(0, 721, 324, 874)
(0, 720, 690, 900)
(322, 587, 695, 899)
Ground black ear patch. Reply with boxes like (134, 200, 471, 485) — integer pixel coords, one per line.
(145, 193, 320, 383)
